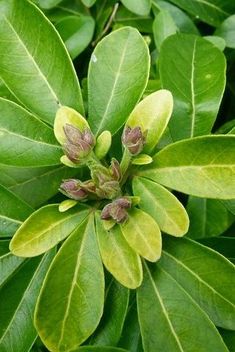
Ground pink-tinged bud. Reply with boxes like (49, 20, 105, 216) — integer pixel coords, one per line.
(122, 126, 145, 155)
(63, 124, 95, 163)
(101, 197, 131, 224)
(59, 179, 88, 200)
(110, 158, 122, 181)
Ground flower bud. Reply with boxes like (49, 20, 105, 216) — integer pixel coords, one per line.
(59, 179, 88, 201)
(101, 197, 131, 224)
(63, 124, 95, 163)
(110, 158, 122, 181)
(96, 180, 121, 200)
(122, 126, 145, 155)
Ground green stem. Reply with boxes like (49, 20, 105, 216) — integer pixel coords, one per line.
(120, 148, 133, 185)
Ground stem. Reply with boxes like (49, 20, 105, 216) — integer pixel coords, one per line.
(120, 148, 133, 185)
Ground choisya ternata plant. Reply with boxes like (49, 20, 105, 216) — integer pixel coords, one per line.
(1, 1, 235, 351)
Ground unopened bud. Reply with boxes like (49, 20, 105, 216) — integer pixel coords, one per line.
(96, 180, 121, 200)
(110, 158, 122, 181)
(101, 197, 131, 224)
(122, 126, 145, 155)
(63, 124, 95, 163)
(59, 179, 87, 201)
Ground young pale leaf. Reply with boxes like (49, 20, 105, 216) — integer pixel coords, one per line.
(89, 279, 129, 346)
(161, 237, 235, 329)
(88, 27, 150, 135)
(10, 204, 90, 257)
(0, 98, 62, 167)
(159, 34, 226, 141)
(54, 106, 89, 145)
(55, 15, 95, 60)
(0, 240, 25, 287)
(120, 0, 151, 16)
(215, 15, 235, 49)
(0, 185, 33, 238)
(137, 261, 229, 352)
(0, 0, 84, 124)
(133, 177, 189, 237)
(132, 154, 152, 165)
(0, 251, 54, 352)
(120, 208, 162, 262)
(94, 131, 112, 160)
(95, 213, 143, 289)
(126, 90, 173, 154)
(186, 197, 234, 239)
(35, 216, 104, 352)
(167, 0, 235, 26)
(153, 10, 178, 51)
(140, 135, 235, 199)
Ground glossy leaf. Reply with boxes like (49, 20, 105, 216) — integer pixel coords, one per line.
(167, 0, 235, 26)
(95, 214, 143, 289)
(90, 278, 129, 346)
(186, 197, 234, 239)
(0, 0, 84, 124)
(0, 184, 33, 238)
(137, 260, 229, 352)
(120, 0, 151, 16)
(0, 240, 25, 287)
(215, 15, 235, 48)
(0, 98, 62, 167)
(120, 208, 162, 262)
(153, 10, 177, 51)
(140, 136, 235, 199)
(35, 216, 104, 352)
(0, 251, 54, 352)
(133, 177, 189, 236)
(56, 15, 95, 59)
(126, 90, 173, 154)
(10, 204, 90, 257)
(88, 27, 150, 135)
(159, 34, 226, 140)
(161, 237, 235, 329)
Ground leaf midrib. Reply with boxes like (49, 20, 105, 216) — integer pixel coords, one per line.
(190, 0, 230, 16)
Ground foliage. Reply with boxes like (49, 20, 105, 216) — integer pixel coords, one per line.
(0, 0, 235, 351)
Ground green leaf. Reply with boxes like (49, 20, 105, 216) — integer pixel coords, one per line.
(37, 0, 63, 9)
(153, 10, 178, 51)
(88, 27, 150, 135)
(55, 15, 95, 60)
(0, 98, 62, 167)
(10, 204, 90, 257)
(35, 216, 104, 352)
(81, 0, 97, 7)
(90, 278, 129, 346)
(140, 135, 235, 199)
(0, 184, 33, 238)
(0, 240, 25, 287)
(114, 6, 153, 33)
(186, 197, 234, 239)
(133, 177, 189, 237)
(159, 34, 226, 141)
(0, 0, 84, 124)
(223, 199, 235, 215)
(120, 0, 151, 16)
(5, 165, 79, 208)
(167, 0, 235, 26)
(204, 35, 226, 51)
(161, 237, 235, 329)
(132, 154, 152, 165)
(94, 131, 112, 160)
(77, 348, 128, 352)
(120, 208, 162, 262)
(215, 15, 235, 48)
(199, 237, 235, 263)
(95, 213, 143, 289)
(0, 251, 54, 352)
(137, 260, 229, 352)
(126, 90, 173, 154)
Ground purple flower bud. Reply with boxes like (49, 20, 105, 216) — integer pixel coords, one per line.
(59, 179, 88, 200)
(122, 126, 145, 155)
(110, 158, 122, 181)
(101, 197, 131, 224)
(63, 124, 95, 163)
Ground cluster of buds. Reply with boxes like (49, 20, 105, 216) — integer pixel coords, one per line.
(63, 124, 95, 163)
(60, 179, 96, 201)
(101, 197, 131, 224)
(91, 158, 122, 200)
(122, 126, 146, 155)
